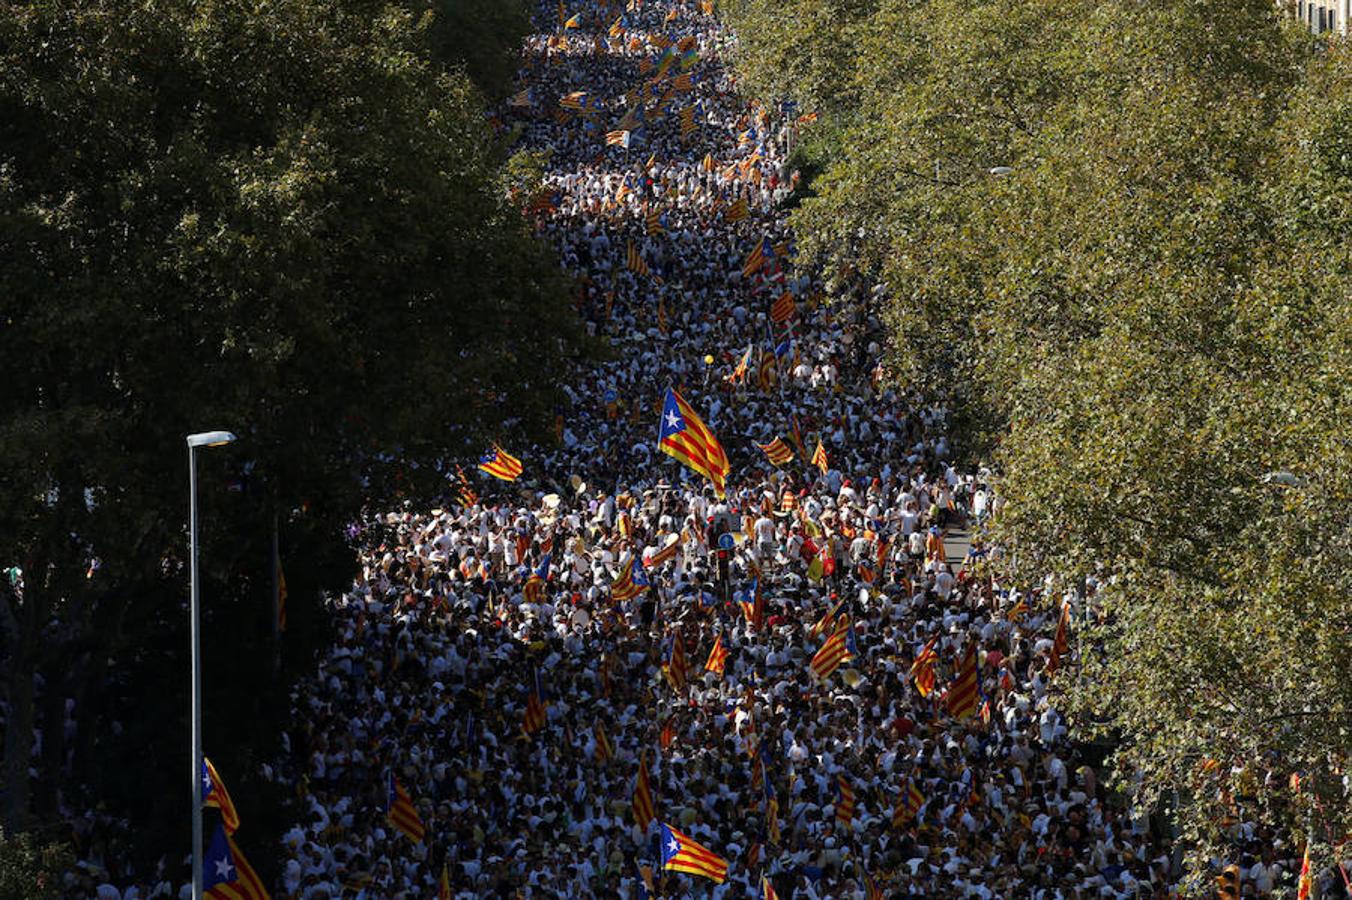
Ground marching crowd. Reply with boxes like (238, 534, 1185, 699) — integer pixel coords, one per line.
(262, 2, 1200, 898)
(55, 0, 1343, 897)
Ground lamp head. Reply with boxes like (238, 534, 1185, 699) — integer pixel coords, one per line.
(186, 431, 237, 449)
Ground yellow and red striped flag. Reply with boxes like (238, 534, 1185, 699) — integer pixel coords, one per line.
(701, 152, 715, 172)
(836, 775, 856, 826)
(439, 864, 451, 900)
(627, 239, 664, 283)
(646, 207, 664, 235)
(1049, 601, 1070, 673)
(611, 555, 649, 601)
(660, 823, 729, 883)
(385, 774, 426, 843)
(892, 778, 924, 829)
(705, 633, 729, 675)
(909, 637, 939, 698)
(770, 290, 795, 322)
(1296, 843, 1312, 899)
(478, 444, 523, 481)
(202, 757, 241, 835)
(663, 630, 689, 692)
(633, 751, 656, 829)
(679, 106, 696, 136)
(522, 668, 547, 736)
(594, 720, 614, 763)
(1006, 597, 1029, 621)
(762, 876, 779, 900)
(724, 197, 749, 223)
(757, 438, 793, 466)
(606, 129, 632, 148)
(660, 713, 678, 750)
(946, 646, 979, 719)
(809, 620, 857, 681)
(811, 440, 829, 475)
(657, 388, 729, 496)
(559, 91, 587, 110)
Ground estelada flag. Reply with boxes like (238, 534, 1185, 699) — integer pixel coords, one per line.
(660, 822, 729, 883)
(657, 388, 729, 497)
(202, 757, 241, 834)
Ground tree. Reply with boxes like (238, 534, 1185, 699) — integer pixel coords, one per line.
(0, 0, 580, 870)
(725, 0, 1351, 874)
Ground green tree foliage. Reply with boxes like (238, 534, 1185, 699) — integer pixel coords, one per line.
(727, 0, 1351, 873)
(0, 830, 71, 900)
(0, 0, 578, 873)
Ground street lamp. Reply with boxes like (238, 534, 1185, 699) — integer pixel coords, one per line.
(186, 429, 236, 899)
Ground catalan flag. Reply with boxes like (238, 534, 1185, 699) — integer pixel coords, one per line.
(762, 876, 780, 900)
(523, 667, 547, 736)
(646, 207, 664, 235)
(648, 535, 680, 568)
(725, 197, 750, 223)
(742, 236, 774, 278)
(1006, 597, 1029, 622)
(660, 713, 678, 750)
(609, 15, 625, 37)
(594, 720, 614, 763)
(796, 111, 820, 125)
(203, 825, 269, 900)
(563, 12, 581, 27)
(757, 438, 793, 466)
(202, 757, 241, 835)
(725, 343, 753, 384)
(946, 646, 980, 719)
(439, 864, 451, 900)
(658, 388, 730, 497)
(892, 778, 924, 829)
(701, 152, 715, 172)
(611, 555, 649, 601)
(509, 88, 533, 107)
(627, 239, 663, 283)
(909, 636, 939, 698)
(836, 775, 856, 826)
(606, 129, 632, 148)
(454, 464, 479, 506)
(811, 440, 829, 475)
(672, 72, 694, 91)
(660, 823, 729, 884)
(705, 633, 729, 675)
(810, 595, 848, 637)
(865, 873, 885, 900)
(770, 291, 795, 322)
(560, 91, 587, 110)
(663, 630, 689, 692)
(478, 444, 523, 481)
(679, 106, 696, 136)
(1049, 601, 1070, 674)
(633, 751, 656, 829)
(1296, 840, 1312, 900)
(809, 620, 857, 681)
(386, 773, 425, 843)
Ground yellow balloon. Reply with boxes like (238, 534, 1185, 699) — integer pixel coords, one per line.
(704, 354, 715, 365)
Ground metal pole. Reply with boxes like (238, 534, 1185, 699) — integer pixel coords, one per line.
(188, 444, 203, 899)
(271, 504, 281, 677)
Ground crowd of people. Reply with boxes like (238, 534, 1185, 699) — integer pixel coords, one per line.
(260, 1, 1200, 897)
(54, 0, 1342, 896)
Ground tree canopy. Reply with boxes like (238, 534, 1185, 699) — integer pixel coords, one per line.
(0, 0, 578, 868)
(725, 0, 1352, 874)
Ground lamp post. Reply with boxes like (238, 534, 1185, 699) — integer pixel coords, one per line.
(186, 430, 236, 898)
